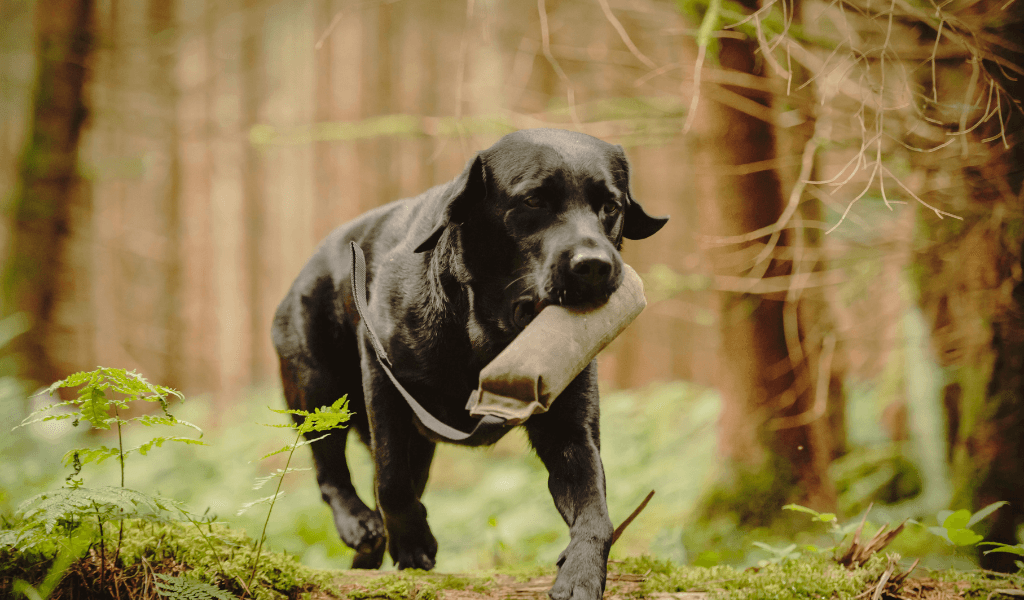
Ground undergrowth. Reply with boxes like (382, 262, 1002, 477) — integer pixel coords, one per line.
(0, 367, 350, 600)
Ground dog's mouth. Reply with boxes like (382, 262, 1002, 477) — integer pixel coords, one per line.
(511, 297, 550, 330)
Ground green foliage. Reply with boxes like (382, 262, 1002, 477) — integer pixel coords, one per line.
(928, 501, 1007, 547)
(6, 530, 89, 600)
(258, 397, 350, 459)
(980, 542, 1024, 557)
(5, 367, 202, 561)
(242, 397, 350, 592)
(750, 541, 802, 566)
(978, 541, 1024, 573)
(783, 504, 836, 524)
(17, 367, 202, 486)
(11, 485, 179, 542)
(830, 444, 924, 517)
(639, 552, 889, 599)
(116, 519, 336, 598)
(343, 570, 493, 600)
(155, 574, 240, 600)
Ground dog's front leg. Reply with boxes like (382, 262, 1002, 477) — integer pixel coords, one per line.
(362, 357, 439, 571)
(526, 362, 613, 600)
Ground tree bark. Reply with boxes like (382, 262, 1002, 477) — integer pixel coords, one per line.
(2, 0, 94, 388)
(689, 7, 840, 527)
(907, 1, 1024, 571)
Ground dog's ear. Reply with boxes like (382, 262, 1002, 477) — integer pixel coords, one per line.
(414, 154, 486, 253)
(623, 196, 669, 240)
(614, 146, 669, 240)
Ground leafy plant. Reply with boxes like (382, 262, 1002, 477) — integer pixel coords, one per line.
(750, 541, 802, 566)
(155, 574, 239, 600)
(17, 367, 204, 488)
(7, 530, 89, 600)
(782, 503, 865, 545)
(928, 501, 1007, 547)
(979, 542, 1024, 573)
(240, 397, 350, 592)
(4, 367, 204, 596)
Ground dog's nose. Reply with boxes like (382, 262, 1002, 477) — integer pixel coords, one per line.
(569, 249, 613, 284)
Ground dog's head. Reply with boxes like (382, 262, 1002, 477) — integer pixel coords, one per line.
(415, 128, 668, 333)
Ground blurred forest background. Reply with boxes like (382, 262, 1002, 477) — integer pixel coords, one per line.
(1, 0, 1022, 575)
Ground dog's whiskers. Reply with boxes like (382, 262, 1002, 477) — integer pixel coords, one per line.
(504, 273, 531, 292)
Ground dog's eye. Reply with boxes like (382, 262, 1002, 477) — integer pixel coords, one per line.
(523, 196, 543, 208)
(603, 201, 621, 215)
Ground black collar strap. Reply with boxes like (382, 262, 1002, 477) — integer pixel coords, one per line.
(349, 241, 508, 443)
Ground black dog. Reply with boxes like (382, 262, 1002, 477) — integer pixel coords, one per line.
(272, 128, 667, 600)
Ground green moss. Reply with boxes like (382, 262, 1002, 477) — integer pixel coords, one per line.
(931, 567, 1024, 599)
(2, 516, 339, 600)
(493, 562, 555, 582)
(636, 553, 889, 599)
(344, 570, 494, 599)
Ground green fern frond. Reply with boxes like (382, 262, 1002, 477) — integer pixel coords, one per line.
(16, 400, 76, 429)
(267, 397, 350, 435)
(39, 370, 92, 397)
(252, 468, 310, 491)
(131, 436, 206, 456)
(154, 574, 238, 600)
(133, 414, 203, 435)
(18, 486, 181, 533)
(258, 433, 329, 460)
(78, 386, 112, 429)
(236, 493, 283, 516)
(61, 446, 121, 467)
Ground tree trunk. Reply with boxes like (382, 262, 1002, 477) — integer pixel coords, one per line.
(907, 1, 1024, 571)
(689, 5, 840, 531)
(2, 0, 94, 389)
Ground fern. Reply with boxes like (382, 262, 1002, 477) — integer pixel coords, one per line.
(236, 493, 283, 517)
(251, 467, 310, 491)
(258, 433, 329, 461)
(15, 367, 203, 486)
(155, 574, 238, 600)
(241, 396, 351, 592)
(266, 398, 352, 434)
(16, 486, 181, 535)
(61, 446, 121, 467)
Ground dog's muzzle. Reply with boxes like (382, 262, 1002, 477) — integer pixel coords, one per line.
(546, 246, 624, 308)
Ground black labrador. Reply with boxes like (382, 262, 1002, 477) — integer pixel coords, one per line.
(271, 128, 667, 600)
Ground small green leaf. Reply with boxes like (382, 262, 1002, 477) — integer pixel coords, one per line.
(783, 504, 820, 517)
(947, 528, 983, 546)
(62, 446, 121, 467)
(968, 501, 1008, 528)
(928, 526, 953, 544)
(78, 387, 111, 429)
(942, 509, 971, 531)
(981, 543, 1024, 557)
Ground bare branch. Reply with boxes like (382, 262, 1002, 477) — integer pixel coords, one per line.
(596, 0, 658, 70)
(538, 0, 582, 129)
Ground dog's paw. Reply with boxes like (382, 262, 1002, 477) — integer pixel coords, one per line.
(351, 543, 386, 569)
(333, 507, 385, 557)
(547, 548, 607, 600)
(390, 526, 438, 571)
(393, 545, 437, 571)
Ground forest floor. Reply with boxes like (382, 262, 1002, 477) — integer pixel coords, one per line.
(4, 540, 1023, 600)
(321, 559, 1021, 600)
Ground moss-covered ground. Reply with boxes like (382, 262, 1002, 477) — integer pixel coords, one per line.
(3, 518, 1022, 600)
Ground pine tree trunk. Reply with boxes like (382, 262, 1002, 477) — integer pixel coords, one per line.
(3, 0, 95, 388)
(689, 5, 840, 526)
